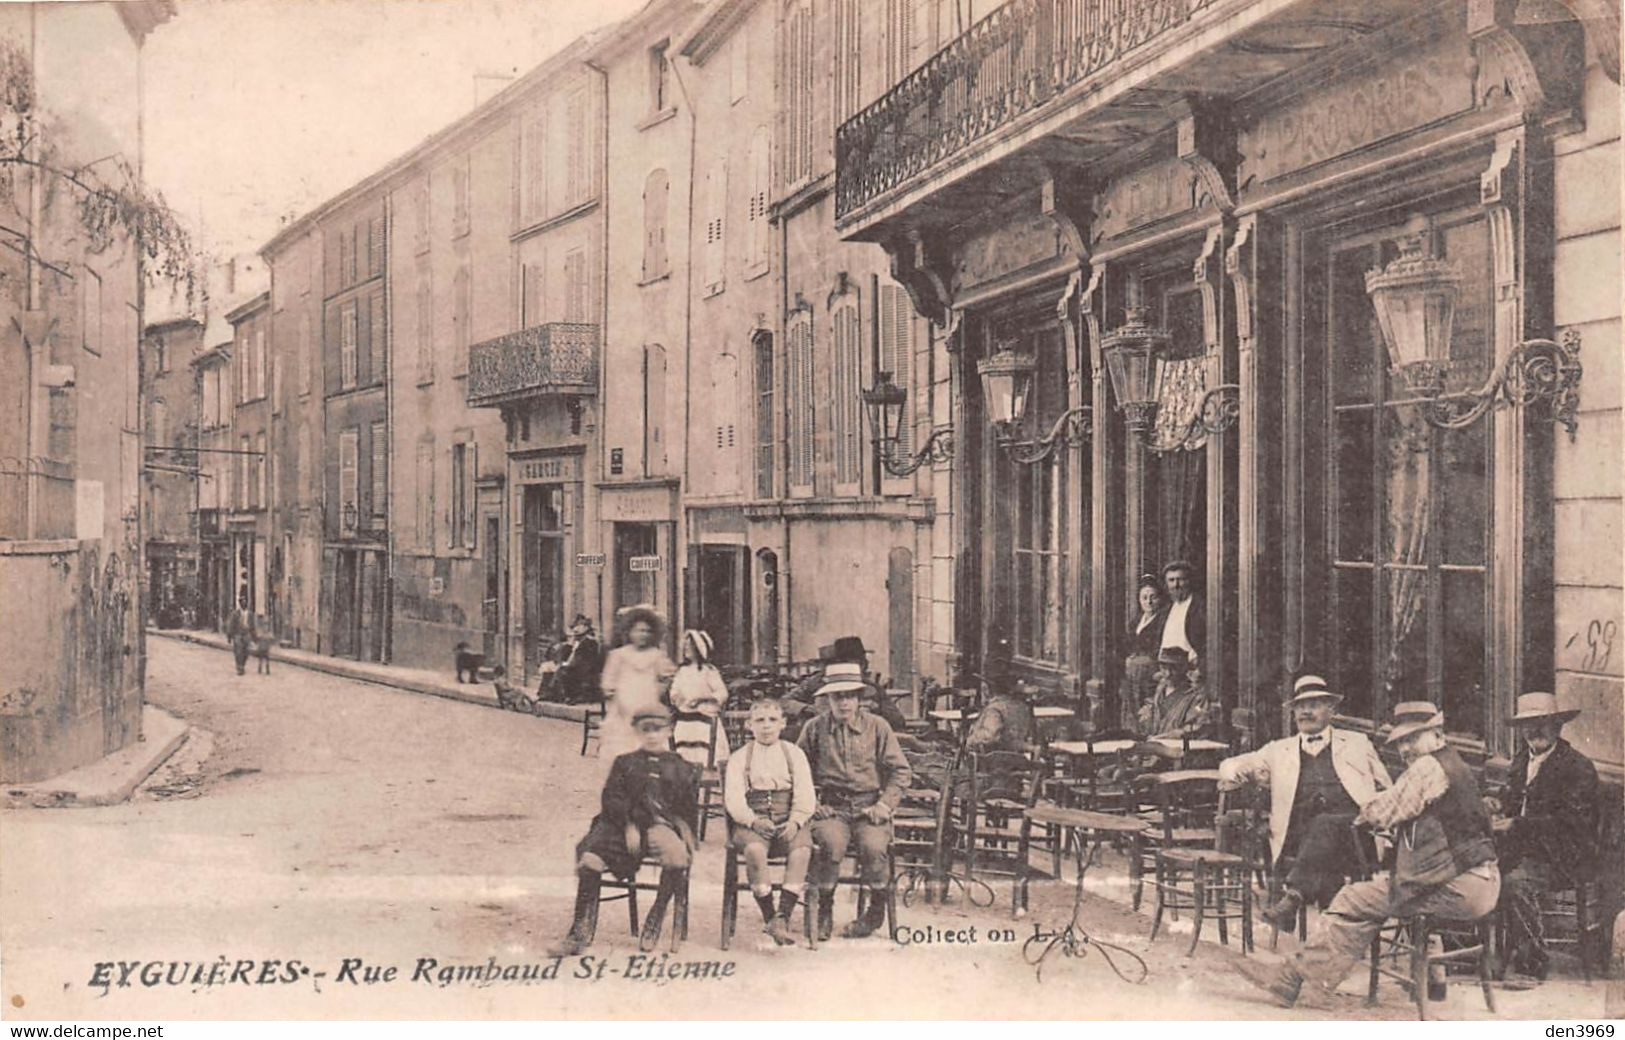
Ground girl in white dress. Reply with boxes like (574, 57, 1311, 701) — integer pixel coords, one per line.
(669, 629, 731, 766)
(598, 606, 676, 759)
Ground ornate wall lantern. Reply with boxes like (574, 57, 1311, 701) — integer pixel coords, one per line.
(1100, 305, 1239, 451)
(976, 347, 1090, 465)
(861, 371, 953, 476)
(1365, 222, 1584, 438)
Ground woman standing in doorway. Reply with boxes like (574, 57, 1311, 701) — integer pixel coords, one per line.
(1121, 574, 1166, 732)
(598, 605, 677, 759)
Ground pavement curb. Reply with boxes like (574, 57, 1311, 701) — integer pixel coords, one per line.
(2, 705, 190, 810)
(149, 628, 588, 724)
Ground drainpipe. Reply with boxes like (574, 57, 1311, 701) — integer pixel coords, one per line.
(584, 57, 609, 633)
(670, 54, 698, 638)
(381, 193, 394, 663)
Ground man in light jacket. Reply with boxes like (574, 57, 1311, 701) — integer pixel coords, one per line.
(1219, 674, 1392, 929)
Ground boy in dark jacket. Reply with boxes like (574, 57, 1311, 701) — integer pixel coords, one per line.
(549, 705, 697, 955)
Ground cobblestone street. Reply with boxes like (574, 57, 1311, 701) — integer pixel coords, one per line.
(0, 638, 1604, 1020)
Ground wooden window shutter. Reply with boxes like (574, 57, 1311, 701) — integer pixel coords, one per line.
(879, 284, 914, 492)
(370, 420, 387, 526)
(464, 442, 478, 549)
(340, 428, 359, 534)
(705, 159, 727, 293)
(370, 293, 386, 385)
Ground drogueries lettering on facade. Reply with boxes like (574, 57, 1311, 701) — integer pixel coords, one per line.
(1239, 51, 1472, 185)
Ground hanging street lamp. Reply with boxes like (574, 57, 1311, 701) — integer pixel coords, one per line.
(862, 371, 954, 477)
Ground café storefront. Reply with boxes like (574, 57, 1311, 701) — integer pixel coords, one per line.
(835, 0, 1615, 765)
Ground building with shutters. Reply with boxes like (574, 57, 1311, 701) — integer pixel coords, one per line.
(727, 0, 958, 690)
(832, 0, 1623, 776)
(223, 292, 272, 630)
(0, 1, 175, 782)
(595, 0, 706, 649)
(141, 317, 206, 630)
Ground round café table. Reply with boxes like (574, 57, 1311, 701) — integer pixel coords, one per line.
(1014, 805, 1151, 983)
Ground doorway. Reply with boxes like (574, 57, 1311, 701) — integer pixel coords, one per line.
(693, 545, 750, 668)
(522, 484, 565, 676)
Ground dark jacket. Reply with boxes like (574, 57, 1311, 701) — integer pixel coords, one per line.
(1160, 594, 1206, 659)
(1126, 607, 1167, 658)
(1394, 746, 1496, 899)
(557, 633, 604, 699)
(1502, 737, 1600, 884)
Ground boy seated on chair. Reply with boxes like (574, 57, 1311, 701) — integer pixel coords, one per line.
(550, 705, 697, 956)
(797, 662, 912, 941)
(725, 697, 816, 946)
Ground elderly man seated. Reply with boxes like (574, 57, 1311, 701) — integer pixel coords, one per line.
(1234, 701, 1500, 1008)
(1137, 646, 1217, 740)
(1219, 675, 1392, 930)
(1491, 692, 1600, 979)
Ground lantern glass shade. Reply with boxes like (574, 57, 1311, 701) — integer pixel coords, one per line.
(1100, 306, 1171, 425)
(977, 349, 1036, 428)
(862, 371, 908, 445)
(1364, 229, 1462, 379)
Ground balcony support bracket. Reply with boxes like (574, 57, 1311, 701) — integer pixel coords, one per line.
(1468, 0, 1586, 122)
(1040, 165, 1095, 264)
(1171, 95, 1240, 215)
(884, 229, 955, 330)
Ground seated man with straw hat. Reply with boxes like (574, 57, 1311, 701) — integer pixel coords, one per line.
(1234, 700, 1500, 1008)
(1492, 691, 1600, 978)
(1220, 675, 1393, 930)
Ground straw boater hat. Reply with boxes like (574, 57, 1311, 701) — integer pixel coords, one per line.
(1290, 674, 1343, 705)
(1383, 700, 1446, 745)
(815, 661, 868, 698)
(1507, 691, 1580, 726)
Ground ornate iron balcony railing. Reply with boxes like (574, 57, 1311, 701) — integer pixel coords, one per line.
(466, 322, 600, 408)
(835, 0, 1222, 222)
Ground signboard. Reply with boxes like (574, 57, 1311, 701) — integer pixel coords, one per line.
(575, 553, 606, 568)
(429, 576, 445, 595)
(517, 454, 579, 483)
(629, 555, 662, 573)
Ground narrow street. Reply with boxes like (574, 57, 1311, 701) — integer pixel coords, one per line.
(0, 638, 1605, 1019)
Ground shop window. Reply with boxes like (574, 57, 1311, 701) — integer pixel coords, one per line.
(1315, 212, 1493, 736)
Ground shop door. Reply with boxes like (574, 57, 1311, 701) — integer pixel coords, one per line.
(482, 513, 503, 659)
(333, 549, 359, 658)
(522, 484, 565, 675)
(694, 545, 749, 668)
(614, 523, 659, 612)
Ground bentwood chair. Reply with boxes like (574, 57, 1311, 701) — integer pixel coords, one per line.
(1148, 781, 1254, 955)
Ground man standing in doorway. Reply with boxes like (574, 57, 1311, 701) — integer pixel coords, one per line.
(1159, 560, 1205, 668)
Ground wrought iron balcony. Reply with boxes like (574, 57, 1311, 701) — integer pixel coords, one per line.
(835, 0, 1224, 223)
(466, 322, 600, 408)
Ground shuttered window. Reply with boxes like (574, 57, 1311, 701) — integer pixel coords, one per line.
(754, 331, 775, 499)
(340, 303, 358, 389)
(566, 87, 588, 209)
(524, 115, 546, 224)
(834, 0, 861, 124)
(879, 283, 914, 493)
(449, 441, 476, 549)
(415, 439, 435, 550)
(703, 159, 727, 296)
(367, 216, 384, 278)
(369, 420, 387, 529)
(369, 292, 386, 386)
(782, 1, 814, 191)
(452, 159, 470, 238)
(643, 168, 670, 282)
(832, 298, 862, 491)
(787, 309, 814, 492)
(416, 266, 433, 383)
(746, 130, 770, 274)
(563, 249, 587, 324)
(339, 428, 359, 534)
(453, 265, 472, 374)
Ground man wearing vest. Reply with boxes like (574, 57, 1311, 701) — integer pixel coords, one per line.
(1219, 675, 1393, 930)
(1494, 692, 1600, 978)
(1235, 701, 1500, 1008)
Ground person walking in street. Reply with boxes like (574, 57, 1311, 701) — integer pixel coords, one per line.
(597, 605, 677, 760)
(1219, 674, 1392, 930)
(1233, 701, 1500, 1008)
(549, 705, 697, 956)
(226, 597, 253, 676)
(669, 629, 731, 768)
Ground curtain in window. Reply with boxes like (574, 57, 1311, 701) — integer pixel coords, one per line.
(1384, 405, 1431, 689)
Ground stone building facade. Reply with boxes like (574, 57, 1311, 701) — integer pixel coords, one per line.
(141, 317, 205, 629)
(0, 1, 174, 782)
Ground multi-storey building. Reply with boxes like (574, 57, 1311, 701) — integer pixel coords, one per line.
(0, 1, 175, 782)
(264, 229, 325, 649)
(594, 0, 705, 650)
(717, 0, 950, 691)
(319, 197, 390, 660)
(832, 0, 1623, 772)
(223, 292, 271, 626)
(191, 338, 234, 633)
(141, 317, 206, 628)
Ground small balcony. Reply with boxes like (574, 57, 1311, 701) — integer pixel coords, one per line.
(466, 323, 600, 408)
